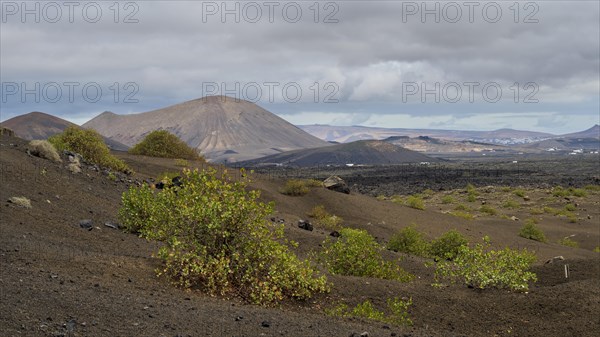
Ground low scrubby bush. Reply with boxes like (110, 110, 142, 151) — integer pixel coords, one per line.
(433, 236, 537, 292)
(479, 205, 498, 216)
(119, 168, 328, 305)
(406, 195, 425, 210)
(441, 195, 454, 204)
(326, 298, 413, 326)
(129, 130, 201, 160)
(320, 228, 413, 281)
(280, 179, 310, 196)
(387, 225, 430, 257)
(308, 205, 343, 230)
(430, 230, 468, 261)
(558, 237, 579, 248)
(28, 140, 61, 162)
(518, 219, 547, 242)
(49, 126, 130, 173)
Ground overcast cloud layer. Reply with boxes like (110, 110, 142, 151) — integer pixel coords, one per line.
(1, 0, 598, 133)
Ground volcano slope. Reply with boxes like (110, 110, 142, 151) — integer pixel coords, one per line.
(1, 133, 599, 337)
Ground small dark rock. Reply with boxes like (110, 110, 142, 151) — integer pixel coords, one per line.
(330, 230, 340, 237)
(261, 321, 270, 328)
(298, 220, 313, 231)
(235, 316, 244, 321)
(79, 219, 93, 229)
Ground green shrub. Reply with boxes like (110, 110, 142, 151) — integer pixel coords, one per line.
(529, 207, 544, 215)
(430, 230, 468, 260)
(593, 246, 600, 253)
(304, 179, 323, 187)
(320, 228, 413, 282)
(129, 130, 201, 160)
(326, 298, 413, 326)
(502, 199, 520, 209)
(449, 210, 474, 220)
(433, 237, 537, 291)
(543, 206, 559, 215)
(584, 185, 600, 191)
(513, 189, 526, 198)
(119, 168, 328, 305)
(518, 219, 546, 242)
(479, 205, 498, 216)
(351, 300, 385, 321)
(387, 225, 430, 257)
(49, 126, 130, 173)
(551, 186, 569, 197)
(422, 189, 435, 198)
(28, 140, 62, 162)
(467, 194, 477, 202)
(406, 195, 425, 210)
(501, 186, 512, 192)
(441, 195, 454, 204)
(454, 204, 469, 211)
(564, 203, 576, 212)
(174, 158, 189, 167)
(570, 188, 587, 197)
(308, 205, 343, 230)
(280, 179, 309, 196)
(558, 237, 579, 248)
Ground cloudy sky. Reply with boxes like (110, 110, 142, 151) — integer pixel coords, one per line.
(1, 0, 598, 134)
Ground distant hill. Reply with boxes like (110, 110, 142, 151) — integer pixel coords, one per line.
(559, 125, 599, 139)
(383, 135, 511, 153)
(0, 111, 129, 151)
(236, 140, 439, 167)
(299, 125, 554, 145)
(83, 96, 329, 163)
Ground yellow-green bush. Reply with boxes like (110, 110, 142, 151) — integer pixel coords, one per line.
(406, 195, 425, 210)
(430, 230, 468, 261)
(387, 225, 430, 257)
(49, 126, 130, 173)
(119, 168, 328, 305)
(280, 179, 309, 196)
(518, 219, 547, 242)
(320, 228, 413, 282)
(308, 205, 343, 230)
(433, 236, 537, 291)
(129, 130, 201, 160)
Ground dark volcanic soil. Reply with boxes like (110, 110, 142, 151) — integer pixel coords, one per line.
(1, 134, 599, 337)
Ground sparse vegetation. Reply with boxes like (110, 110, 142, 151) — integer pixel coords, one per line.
(519, 219, 547, 242)
(174, 158, 189, 167)
(565, 203, 576, 212)
(27, 140, 61, 163)
(551, 186, 570, 197)
(441, 195, 454, 204)
(467, 194, 477, 202)
(434, 236, 537, 292)
(119, 168, 328, 305)
(430, 230, 468, 261)
(479, 205, 498, 216)
(308, 205, 343, 230)
(280, 179, 310, 196)
(513, 189, 526, 198)
(129, 130, 201, 160)
(571, 188, 587, 197)
(449, 210, 474, 220)
(584, 185, 600, 191)
(594, 246, 600, 253)
(49, 126, 130, 173)
(387, 225, 430, 257)
(502, 199, 520, 209)
(558, 237, 579, 248)
(326, 297, 413, 326)
(406, 195, 425, 210)
(320, 228, 413, 282)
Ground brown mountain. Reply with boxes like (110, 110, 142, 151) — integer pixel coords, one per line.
(83, 96, 329, 163)
(383, 135, 512, 153)
(237, 140, 439, 167)
(0, 111, 128, 150)
(559, 125, 599, 139)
